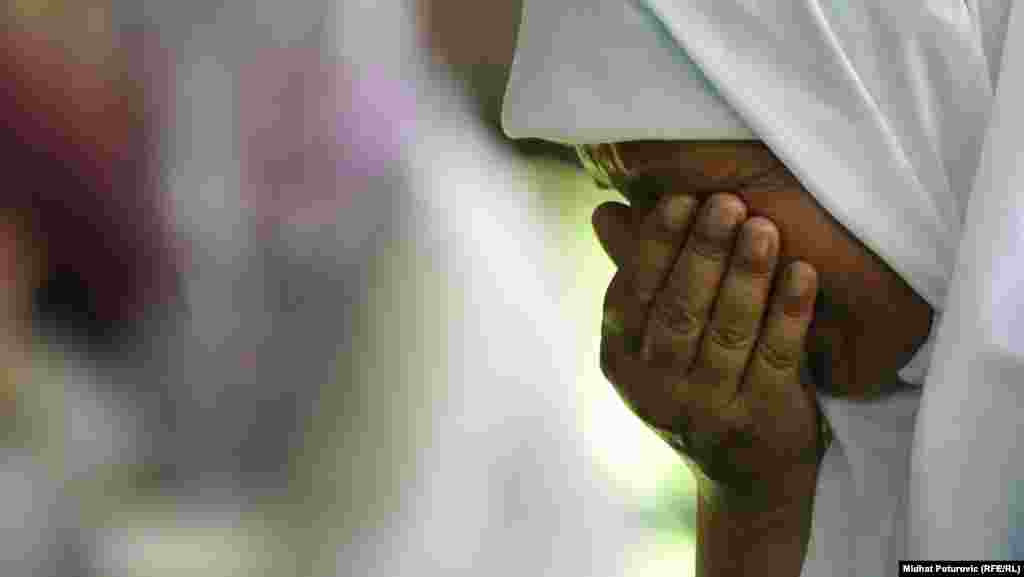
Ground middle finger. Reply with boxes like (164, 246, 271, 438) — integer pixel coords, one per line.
(693, 216, 780, 401)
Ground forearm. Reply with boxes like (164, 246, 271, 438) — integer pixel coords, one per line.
(695, 466, 817, 576)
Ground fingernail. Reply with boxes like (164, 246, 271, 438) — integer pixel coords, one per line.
(740, 221, 774, 264)
(660, 195, 697, 232)
(700, 196, 743, 241)
(785, 262, 814, 299)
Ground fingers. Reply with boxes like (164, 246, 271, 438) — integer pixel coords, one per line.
(644, 194, 747, 373)
(692, 217, 780, 401)
(629, 195, 700, 305)
(596, 194, 701, 364)
(598, 194, 701, 425)
(592, 195, 700, 286)
(601, 271, 677, 425)
(743, 260, 818, 404)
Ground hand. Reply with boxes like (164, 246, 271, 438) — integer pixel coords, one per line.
(732, 163, 933, 397)
(602, 141, 934, 397)
(594, 193, 822, 504)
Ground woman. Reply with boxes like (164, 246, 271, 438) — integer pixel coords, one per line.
(502, 0, 1017, 573)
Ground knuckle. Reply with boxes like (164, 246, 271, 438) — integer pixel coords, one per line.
(651, 299, 704, 340)
(628, 278, 658, 305)
(685, 234, 732, 262)
(756, 339, 801, 371)
(706, 322, 755, 352)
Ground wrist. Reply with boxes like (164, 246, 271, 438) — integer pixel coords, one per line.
(696, 460, 817, 516)
(695, 464, 817, 576)
(696, 463, 815, 573)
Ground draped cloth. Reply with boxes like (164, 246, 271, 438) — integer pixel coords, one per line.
(503, 0, 1022, 571)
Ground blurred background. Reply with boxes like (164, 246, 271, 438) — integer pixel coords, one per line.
(1, 0, 697, 575)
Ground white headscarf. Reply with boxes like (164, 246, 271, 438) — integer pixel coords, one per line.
(504, 0, 1021, 571)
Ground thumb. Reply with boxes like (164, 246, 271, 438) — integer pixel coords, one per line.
(591, 201, 633, 269)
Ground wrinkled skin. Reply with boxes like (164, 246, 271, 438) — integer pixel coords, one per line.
(595, 192, 822, 503)
(598, 141, 933, 399)
(593, 140, 934, 504)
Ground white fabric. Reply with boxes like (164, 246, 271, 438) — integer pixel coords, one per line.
(503, 0, 1019, 570)
(0, 346, 144, 576)
(803, 389, 919, 574)
(505, 0, 994, 310)
(897, 321, 938, 384)
(367, 93, 642, 575)
(331, 6, 642, 573)
(502, 0, 754, 143)
(909, 3, 1024, 559)
(148, 1, 641, 575)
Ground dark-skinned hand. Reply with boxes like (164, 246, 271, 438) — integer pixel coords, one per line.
(594, 193, 822, 504)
